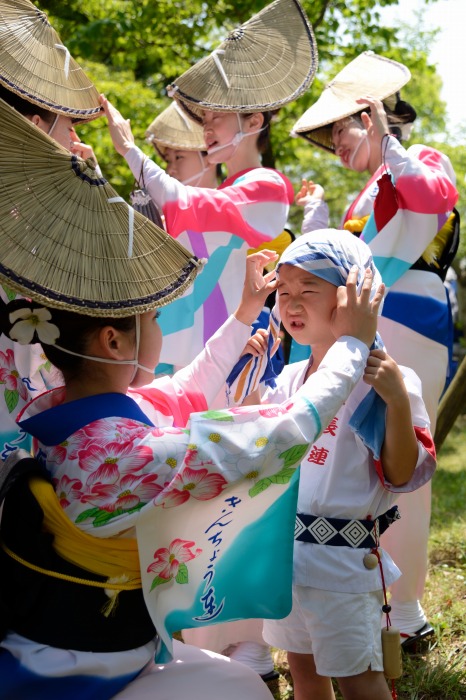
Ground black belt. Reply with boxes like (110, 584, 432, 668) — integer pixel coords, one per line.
(295, 505, 400, 549)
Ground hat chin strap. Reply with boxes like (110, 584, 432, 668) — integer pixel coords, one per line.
(47, 114, 60, 138)
(181, 151, 211, 186)
(52, 315, 154, 383)
(207, 113, 266, 157)
(348, 129, 369, 169)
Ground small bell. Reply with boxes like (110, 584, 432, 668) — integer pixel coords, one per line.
(363, 551, 379, 569)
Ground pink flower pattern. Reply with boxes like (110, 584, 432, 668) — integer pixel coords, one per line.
(147, 538, 202, 581)
(0, 348, 28, 403)
(80, 472, 162, 512)
(52, 474, 83, 508)
(160, 466, 228, 508)
(77, 440, 154, 487)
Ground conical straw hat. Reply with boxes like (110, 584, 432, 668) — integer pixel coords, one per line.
(0, 97, 202, 317)
(146, 102, 206, 158)
(291, 52, 411, 152)
(0, 0, 102, 120)
(168, 0, 318, 122)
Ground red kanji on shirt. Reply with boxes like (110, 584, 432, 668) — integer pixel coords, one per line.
(307, 445, 329, 466)
(323, 417, 338, 436)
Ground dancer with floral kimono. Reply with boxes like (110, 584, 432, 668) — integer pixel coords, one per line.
(0, 95, 384, 700)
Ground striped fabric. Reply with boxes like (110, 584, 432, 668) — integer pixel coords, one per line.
(158, 165, 294, 369)
(344, 138, 458, 352)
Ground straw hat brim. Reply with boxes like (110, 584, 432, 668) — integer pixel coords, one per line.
(146, 102, 206, 155)
(0, 98, 201, 317)
(168, 0, 318, 123)
(0, 0, 102, 120)
(292, 52, 411, 153)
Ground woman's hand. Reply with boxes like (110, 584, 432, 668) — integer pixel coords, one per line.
(234, 251, 278, 326)
(100, 94, 135, 157)
(356, 96, 390, 143)
(69, 128, 98, 164)
(295, 179, 325, 207)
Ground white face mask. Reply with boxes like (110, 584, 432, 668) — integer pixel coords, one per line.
(206, 113, 266, 158)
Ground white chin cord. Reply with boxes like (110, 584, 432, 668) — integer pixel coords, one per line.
(207, 113, 266, 158)
(51, 315, 153, 384)
(47, 114, 60, 138)
(181, 151, 210, 186)
(348, 130, 369, 169)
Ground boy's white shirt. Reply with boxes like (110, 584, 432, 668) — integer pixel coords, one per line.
(262, 359, 433, 593)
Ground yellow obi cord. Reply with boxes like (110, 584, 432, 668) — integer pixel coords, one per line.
(343, 215, 369, 235)
(28, 477, 141, 584)
(421, 211, 456, 269)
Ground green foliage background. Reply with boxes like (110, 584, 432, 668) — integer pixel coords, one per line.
(36, 0, 465, 263)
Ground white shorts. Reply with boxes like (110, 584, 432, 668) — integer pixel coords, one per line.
(263, 586, 384, 677)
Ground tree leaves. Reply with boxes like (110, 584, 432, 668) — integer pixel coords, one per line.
(36, 0, 462, 234)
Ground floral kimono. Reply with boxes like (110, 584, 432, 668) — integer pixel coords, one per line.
(0, 310, 370, 700)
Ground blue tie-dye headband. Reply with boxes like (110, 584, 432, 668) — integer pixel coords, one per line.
(276, 228, 383, 301)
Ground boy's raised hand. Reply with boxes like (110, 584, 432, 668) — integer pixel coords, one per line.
(331, 266, 385, 347)
(234, 251, 278, 326)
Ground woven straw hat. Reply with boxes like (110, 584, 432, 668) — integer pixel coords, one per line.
(0, 97, 202, 317)
(0, 0, 101, 120)
(146, 102, 206, 158)
(168, 0, 318, 122)
(292, 51, 411, 153)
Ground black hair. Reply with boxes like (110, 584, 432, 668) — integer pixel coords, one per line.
(384, 96, 417, 140)
(350, 95, 417, 140)
(42, 309, 135, 381)
(0, 84, 55, 124)
(242, 110, 277, 154)
(0, 299, 135, 382)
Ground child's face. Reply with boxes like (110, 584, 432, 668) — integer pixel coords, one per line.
(130, 309, 163, 387)
(277, 265, 338, 349)
(164, 147, 204, 183)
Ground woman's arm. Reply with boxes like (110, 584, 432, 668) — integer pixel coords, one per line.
(296, 179, 330, 235)
(101, 96, 290, 247)
(130, 251, 279, 424)
(383, 136, 458, 214)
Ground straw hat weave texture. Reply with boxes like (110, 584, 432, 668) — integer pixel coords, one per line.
(292, 52, 411, 153)
(0, 98, 201, 317)
(169, 0, 318, 122)
(146, 102, 206, 157)
(0, 0, 101, 119)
